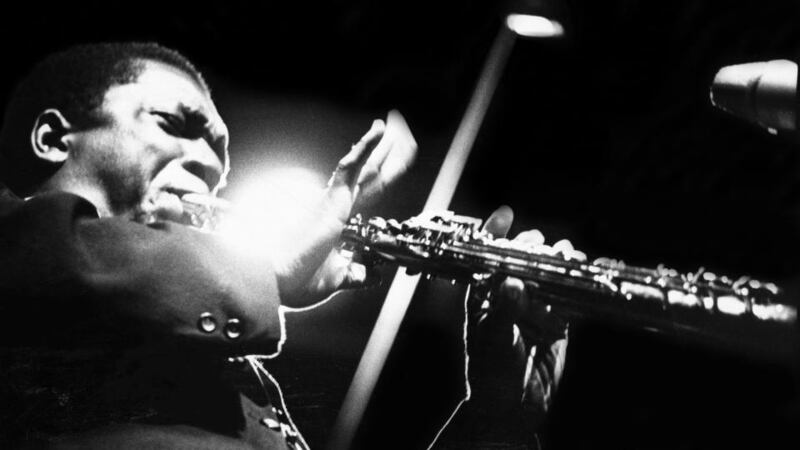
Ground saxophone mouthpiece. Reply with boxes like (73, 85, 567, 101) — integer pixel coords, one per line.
(180, 193, 232, 231)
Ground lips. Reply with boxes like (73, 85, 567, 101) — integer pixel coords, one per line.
(141, 190, 186, 224)
(136, 180, 225, 228)
(139, 160, 216, 224)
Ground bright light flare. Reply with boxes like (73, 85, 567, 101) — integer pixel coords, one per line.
(505, 13, 564, 38)
(219, 167, 327, 259)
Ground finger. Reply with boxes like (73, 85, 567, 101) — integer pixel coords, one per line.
(552, 239, 573, 253)
(566, 249, 587, 261)
(482, 205, 514, 238)
(356, 133, 392, 186)
(513, 229, 545, 247)
(369, 110, 417, 182)
(521, 280, 547, 310)
(495, 276, 525, 320)
(311, 248, 382, 294)
(357, 110, 418, 199)
(329, 119, 386, 190)
(516, 281, 569, 343)
(531, 244, 557, 256)
(552, 239, 587, 261)
(337, 263, 382, 291)
(472, 276, 525, 344)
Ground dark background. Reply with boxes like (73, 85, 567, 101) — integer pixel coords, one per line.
(2, 1, 800, 449)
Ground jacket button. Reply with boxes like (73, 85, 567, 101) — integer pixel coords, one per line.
(224, 318, 242, 339)
(260, 417, 281, 430)
(198, 312, 217, 333)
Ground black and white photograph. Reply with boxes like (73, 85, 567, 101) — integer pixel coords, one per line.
(1, 1, 799, 449)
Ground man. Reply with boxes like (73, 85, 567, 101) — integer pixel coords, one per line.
(0, 42, 571, 449)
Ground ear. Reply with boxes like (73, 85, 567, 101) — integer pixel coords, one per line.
(30, 109, 73, 164)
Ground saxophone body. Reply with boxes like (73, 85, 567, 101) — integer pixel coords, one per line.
(341, 211, 798, 357)
(177, 190, 798, 357)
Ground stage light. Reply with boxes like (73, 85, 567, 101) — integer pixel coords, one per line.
(220, 167, 327, 259)
(506, 13, 563, 38)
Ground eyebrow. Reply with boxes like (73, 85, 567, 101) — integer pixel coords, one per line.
(179, 103, 228, 166)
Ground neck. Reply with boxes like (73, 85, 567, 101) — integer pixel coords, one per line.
(39, 170, 114, 217)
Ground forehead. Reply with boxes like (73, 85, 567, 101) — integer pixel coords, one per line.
(106, 60, 211, 109)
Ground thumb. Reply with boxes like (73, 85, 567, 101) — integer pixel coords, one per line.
(311, 249, 381, 295)
(482, 205, 514, 238)
(337, 262, 382, 291)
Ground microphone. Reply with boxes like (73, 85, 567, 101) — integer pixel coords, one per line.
(710, 59, 799, 133)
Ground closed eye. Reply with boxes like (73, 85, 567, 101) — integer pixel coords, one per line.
(152, 108, 226, 168)
(153, 111, 186, 135)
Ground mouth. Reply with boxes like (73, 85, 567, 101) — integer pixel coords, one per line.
(135, 188, 197, 225)
(179, 192, 232, 230)
(133, 189, 184, 224)
(163, 186, 201, 198)
(140, 189, 230, 230)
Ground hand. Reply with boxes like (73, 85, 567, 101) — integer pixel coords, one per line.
(276, 110, 417, 308)
(437, 206, 583, 447)
(473, 206, 584, 346)
(467, 206, 583, 408)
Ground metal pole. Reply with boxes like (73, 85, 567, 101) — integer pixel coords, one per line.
(329, 23, 518, 450)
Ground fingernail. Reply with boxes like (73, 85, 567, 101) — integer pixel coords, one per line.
(370, 119, 386, 133)
(570, 250, 587, 261)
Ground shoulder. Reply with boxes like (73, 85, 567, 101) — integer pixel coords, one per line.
(0, 186, 99, 222)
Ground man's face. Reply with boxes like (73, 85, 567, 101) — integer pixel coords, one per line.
(65, 59, 229, 220)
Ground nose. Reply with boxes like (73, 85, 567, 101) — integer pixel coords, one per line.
(182, 139, 225, 191)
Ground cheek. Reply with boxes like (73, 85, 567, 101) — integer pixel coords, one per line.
(86, 129, 176, 203)
(105, 124, 183, 185)
(92, 146, 148, 207)
(138, 133, 185, 179)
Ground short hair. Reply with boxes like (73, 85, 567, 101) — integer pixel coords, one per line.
(0, 42, 209, 195)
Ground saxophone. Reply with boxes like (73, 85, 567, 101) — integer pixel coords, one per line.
(340, 211, 798, 356)
(178, 192, 798, 356)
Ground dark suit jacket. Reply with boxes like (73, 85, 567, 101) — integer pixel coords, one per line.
(0, 186, 305, 449)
